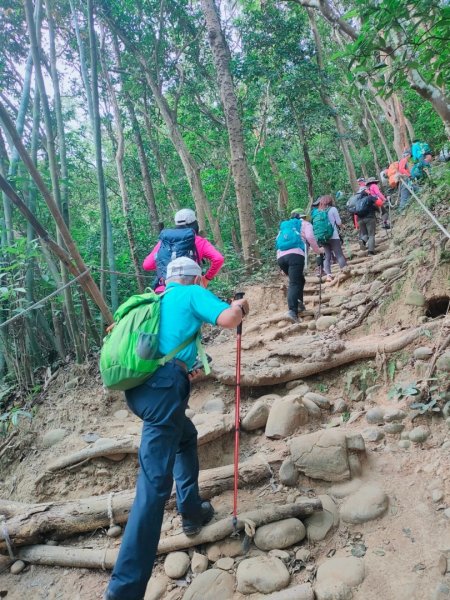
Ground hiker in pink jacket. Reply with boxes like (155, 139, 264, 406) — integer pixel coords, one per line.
(365, 177, 390, 229)
(143, 209, 224, 292)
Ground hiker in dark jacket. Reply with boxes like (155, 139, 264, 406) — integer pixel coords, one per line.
(357, 193, 383, 255)
(104, 257, 249, 600)
(316, 195, 347, 282)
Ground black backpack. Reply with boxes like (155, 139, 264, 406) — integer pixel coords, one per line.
(354, 194, 376, 217)
(155, 228, 199, 286)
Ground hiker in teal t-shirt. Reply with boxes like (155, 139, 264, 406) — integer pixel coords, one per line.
(159, 280, 230, 369)
(106, 257, 249, 600)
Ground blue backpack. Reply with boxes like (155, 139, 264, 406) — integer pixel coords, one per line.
(155, 228, 199, 286)
(411, 141, 432, 163)
(276, 219, 305, 252)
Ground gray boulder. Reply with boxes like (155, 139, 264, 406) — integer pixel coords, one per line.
(236, 556, 290, 594)
(288, 430, 350, 482)
(42, 428, 67, 448)
(242, 400, 270, 431)
(265, 397, 308, 439)
(184, 569, 235, 600)
(305, 494, 339, 541)
(303, 392, 331, 409)
(164, 552, 190, 579)
(315, 556, 365, 600)
(279, 457, 299, 487)
(340, 483, 388, 524)
(254, 518, 306, 551)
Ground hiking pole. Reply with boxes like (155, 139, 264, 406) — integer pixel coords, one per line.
(232, 291, 245, 536)
(316, 255, 324, 318)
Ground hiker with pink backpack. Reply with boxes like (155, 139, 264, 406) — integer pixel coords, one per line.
(143, 208, 224, 292)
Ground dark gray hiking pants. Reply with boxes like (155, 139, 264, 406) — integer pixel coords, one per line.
(323, 239, 347, 275)
(358, 215, 376, 252)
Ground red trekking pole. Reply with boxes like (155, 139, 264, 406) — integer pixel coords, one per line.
(232, 291, 245, 533)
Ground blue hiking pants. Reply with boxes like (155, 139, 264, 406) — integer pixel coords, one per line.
(107, 361, 202, 600)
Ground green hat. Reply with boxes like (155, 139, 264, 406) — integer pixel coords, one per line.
(291, 207, 306, 218)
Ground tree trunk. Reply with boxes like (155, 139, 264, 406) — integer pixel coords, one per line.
(362, 108, 381, 176)
(111, 36, 160, 231)
(363, 97, 393, 165)
(269, 157, 289, 213)
(87, 0, 118, 311)
(200, 0, 258, 263)
(141, 105, 180, 213)
(0, 108, 113, 323)
(296, 119, 314, 207)
(102, 8, 223, 249)
(1, 455, 287, 550)
(307, 10, 358, 192)
(215, 320, 442, 387)
(69, 0, 94, 124)
(24, 0, 84, 362)
(297, 0, 450, 136)
(16, 500, 321, 568)
(100, 37, 144, 293)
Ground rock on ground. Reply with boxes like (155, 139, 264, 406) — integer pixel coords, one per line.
(409, 425, 430, 443)
(316, 556, 365, 589)
(254, 518, 306, 551)
(279, 457, 299, 487)
(242, 400, 270, 431)
(206, 538, 244, 561)
(437, 353, 450, 372)
(288, 430, 350, 482)
(328, 479, 362, 498)
(340, 483, 388, 524)
(191, 552, 208, 574)
(303, 392, 331, 409)
(236, 556, 290, 594)
(10, 560, 26, 575)
(42, 428, 67, 448)
(314, 580, 353, 600)
(183, 569, 235, 600)
(414, 346, 433, 360)
(405, 290, 426, 306)
(265, 397, 308, 439)
(250, 583, 314, 600)
(164, 552, 190, 579)
(305, 494, 339, 541)
(301, 396, 322, 418)
(362, 428, 384, 442)
(144, 574, 169, 600)
(365, 407, 385, 425)
(316, 316, 337, 331)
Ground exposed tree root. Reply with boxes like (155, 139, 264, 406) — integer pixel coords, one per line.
(35, 414, 234, 483)
(16, 499, 322, 569)
(1, 453, 284, 551)
(215, 320, 444, 386)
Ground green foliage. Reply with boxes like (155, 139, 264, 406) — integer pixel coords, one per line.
(388, 382, 420, 402)
(0, 406, 33, 436)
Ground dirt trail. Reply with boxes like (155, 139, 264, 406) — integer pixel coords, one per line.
(1, 211, 449, 600)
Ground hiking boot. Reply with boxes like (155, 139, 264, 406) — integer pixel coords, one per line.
(285, 310, 298, 323)
(381, 222, 391, 229)
(182, 501, 214, 536)
(368, 250, 376, 256)
(298, 302, 306, 313)
(359, 240, 366, 251)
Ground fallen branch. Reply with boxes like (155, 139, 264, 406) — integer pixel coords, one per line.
(36, 414, 234, 482)
(215, 320, 444, 386)
(16, 499, 322, 569)
(1, 453, 284, 551)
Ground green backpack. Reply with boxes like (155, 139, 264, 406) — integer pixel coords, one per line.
(100, 290, 209, 391)
(312, 209, 334, 245)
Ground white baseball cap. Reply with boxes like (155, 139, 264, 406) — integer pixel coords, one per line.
(166, 257, 202, 280)
(174, 208, 197, 225)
